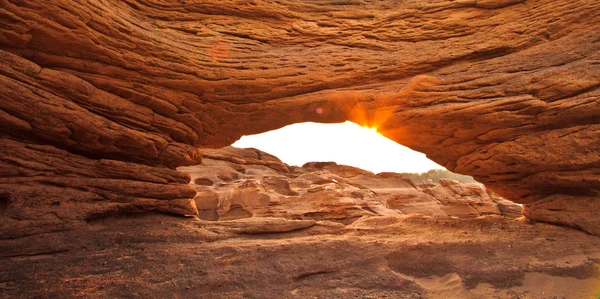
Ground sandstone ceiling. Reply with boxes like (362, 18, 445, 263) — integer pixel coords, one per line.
(0, 0, 599, 236)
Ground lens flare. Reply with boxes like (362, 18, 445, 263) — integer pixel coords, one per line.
(348, 103, 393, 133)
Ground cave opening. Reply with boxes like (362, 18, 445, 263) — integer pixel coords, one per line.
(232, 121, 449, 175)
(183, 121, 523, 222)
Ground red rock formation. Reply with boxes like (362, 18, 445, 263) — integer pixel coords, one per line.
(0, 139, 198, 238)
(0, 0, 598, 235)
(180, 147, 522, 222)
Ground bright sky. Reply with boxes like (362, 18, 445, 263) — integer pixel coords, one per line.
(232, 121, 445, 174)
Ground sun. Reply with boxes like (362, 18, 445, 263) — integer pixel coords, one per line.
(348, 103, 394, 132)
(360, 125, 381, 135)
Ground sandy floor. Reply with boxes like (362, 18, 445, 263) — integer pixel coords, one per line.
(1, 213, 599, 298)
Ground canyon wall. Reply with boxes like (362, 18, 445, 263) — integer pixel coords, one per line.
(0, 0, 598, 236)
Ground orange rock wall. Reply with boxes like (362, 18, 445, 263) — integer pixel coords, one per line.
(0, 0, 598, 235)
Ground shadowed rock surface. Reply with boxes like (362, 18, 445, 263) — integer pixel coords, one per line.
(0, 213, 599, 298)
(0, 1, 599, 234)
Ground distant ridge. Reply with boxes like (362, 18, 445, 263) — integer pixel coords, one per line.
(399, 169, 477, 184)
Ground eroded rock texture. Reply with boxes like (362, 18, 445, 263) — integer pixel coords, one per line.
(0, 0, 599, 235)
(2, 212, 600, 298)
(180, 147, 522, 223)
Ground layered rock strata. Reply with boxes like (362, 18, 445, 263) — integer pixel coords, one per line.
(0, 0, 598, 235)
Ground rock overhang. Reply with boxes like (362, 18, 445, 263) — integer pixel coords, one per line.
(0, 0, 598, 236)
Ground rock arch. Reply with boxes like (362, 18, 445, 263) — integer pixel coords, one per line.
(0, 0, 598, 236)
